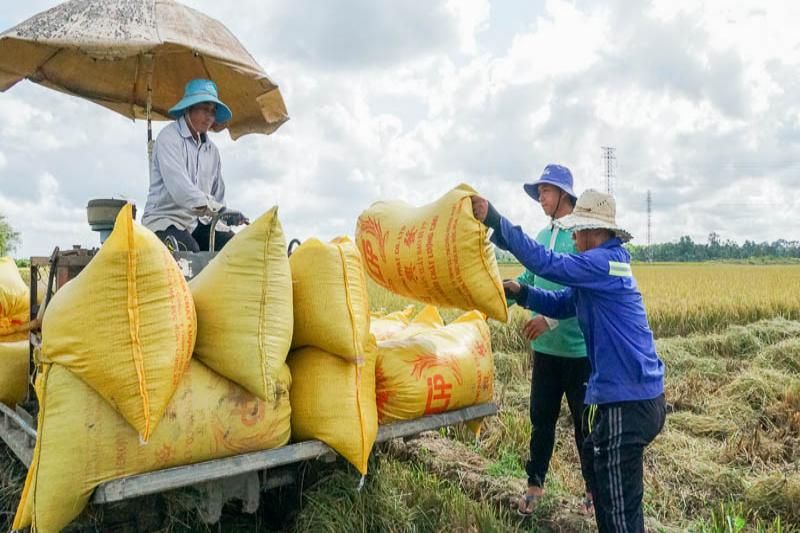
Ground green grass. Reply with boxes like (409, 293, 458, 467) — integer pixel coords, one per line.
(292, 459, 520, 533)
(486, 448, 526, 479)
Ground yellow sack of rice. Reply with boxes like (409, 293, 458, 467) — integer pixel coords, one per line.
(13, 360, 291, 533)
(0, 256, 30, 342)
(355, 183, 508, 322)
(376, 310, 493, 423)
(0, 340, 28, 406)
(189, 207, 293, 400)
(370, 305, 414, 341)
(40, 204, 196, 441)
(395, 305, 444, 339)
(287, 338, 378, 475)
(371, 304, 444, 342)
(290, 236, 369, 361)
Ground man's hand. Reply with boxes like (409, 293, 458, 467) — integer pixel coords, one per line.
(522, 316, 549, 341)
(503, 279, 521, 299)
(221, 209, 249, 226)
(471, 195, 488, 222)
(211, 121, 229, 133)
(194, 198, 224, 217)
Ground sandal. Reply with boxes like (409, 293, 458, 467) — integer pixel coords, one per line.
(579, 496, 594, 516)
(515, 492, 541, 516)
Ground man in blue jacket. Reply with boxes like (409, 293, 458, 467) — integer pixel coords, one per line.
(473, 189, 666, 532)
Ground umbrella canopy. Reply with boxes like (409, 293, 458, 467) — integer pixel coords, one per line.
(0, 0, 289, 139)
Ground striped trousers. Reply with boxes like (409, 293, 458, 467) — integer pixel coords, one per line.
(582, 395, 666, 532)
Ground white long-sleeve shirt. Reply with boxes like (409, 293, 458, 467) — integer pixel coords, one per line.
(142, 116, 225, 233)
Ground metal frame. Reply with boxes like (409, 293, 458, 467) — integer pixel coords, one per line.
(0, 401, 497, 521)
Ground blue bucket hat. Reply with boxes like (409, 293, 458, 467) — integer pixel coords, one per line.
(168, 79, 232, 124)
(523, 164, 578, 203)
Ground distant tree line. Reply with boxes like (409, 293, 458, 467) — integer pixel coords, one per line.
(494, 233, 800, 263)
(626, 233, 800, 263)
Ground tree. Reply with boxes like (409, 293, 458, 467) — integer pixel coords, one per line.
(0, 213, 20, 256)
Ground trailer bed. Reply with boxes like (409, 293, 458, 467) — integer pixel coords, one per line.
(1, 401, 496, 509)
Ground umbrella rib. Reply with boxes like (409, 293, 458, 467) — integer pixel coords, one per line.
(131, 54, 141, 118)
(28, 47, 63, 83)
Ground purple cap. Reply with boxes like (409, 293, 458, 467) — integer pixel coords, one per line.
(523, 164, 577, 202)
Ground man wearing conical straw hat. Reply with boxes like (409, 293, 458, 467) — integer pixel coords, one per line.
(473, 189, 666, 532)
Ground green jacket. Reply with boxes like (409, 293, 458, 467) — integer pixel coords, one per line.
(516, 225, 587, 357)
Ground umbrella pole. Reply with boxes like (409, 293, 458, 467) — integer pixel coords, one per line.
(145, 53, 154, 171)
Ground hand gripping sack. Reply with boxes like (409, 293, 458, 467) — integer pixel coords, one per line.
(289, 236, 369, 361)
(356, 184, 508, 322)
(40, 204, 195, 441)
(375, 310, 493, 423)
(189, 207, 293, 400)
(0, 256, 30, 341)
(13, 360, 291, 533)
(287, 337, 378, 475)
(0, 340, 28, 406)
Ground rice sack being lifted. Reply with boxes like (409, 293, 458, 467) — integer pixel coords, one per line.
(13, 360, 292, 533)
(355, 184, 508, 322)
(290, 236, 370, 361)
(376, 310, 493, 424)
(189, 207, 293, 400)
(39, 204, 196, 441)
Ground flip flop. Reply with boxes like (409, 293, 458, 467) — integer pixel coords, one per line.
(515, 493, 541, 516)
(579, 496, 594, 515)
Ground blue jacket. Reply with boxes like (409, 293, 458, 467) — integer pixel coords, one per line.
(491, 215, 664, 405)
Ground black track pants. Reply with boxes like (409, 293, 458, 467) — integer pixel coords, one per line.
(582, 394, 666, 532)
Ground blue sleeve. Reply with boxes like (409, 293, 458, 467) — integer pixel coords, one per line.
(490, 216, 606, 288)
(521, 286, 577, 319)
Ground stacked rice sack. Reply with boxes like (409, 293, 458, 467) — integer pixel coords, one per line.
(14, 205, 294, 532)
(374, 308, 494, 433)
(0, 257, 31, 406)
(287, 237, 377, 476)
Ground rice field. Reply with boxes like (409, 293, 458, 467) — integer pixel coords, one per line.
(500, 262, 800, 338)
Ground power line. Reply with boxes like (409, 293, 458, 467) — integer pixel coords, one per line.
(601, 146, 615, 195)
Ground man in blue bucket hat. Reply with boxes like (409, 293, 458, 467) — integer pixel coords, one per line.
(511, 165, 593, 516)
(142, 78, 249, 252)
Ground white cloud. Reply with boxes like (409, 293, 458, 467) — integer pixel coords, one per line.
(1, 0, 799, 258)
(0, 173, 91, 255)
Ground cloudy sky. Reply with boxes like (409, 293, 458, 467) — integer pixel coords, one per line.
(1, 0, 799, 258)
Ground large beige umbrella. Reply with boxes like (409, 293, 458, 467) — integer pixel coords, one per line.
(0, 0, 289, 142)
